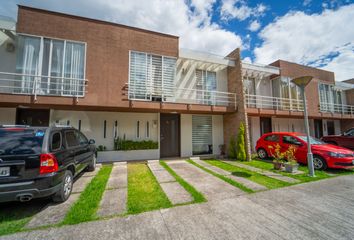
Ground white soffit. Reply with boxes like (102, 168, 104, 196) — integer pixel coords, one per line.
(334, 81, 354, 91)
(179, 48, 235, 69)
(242, 62, 280, 78)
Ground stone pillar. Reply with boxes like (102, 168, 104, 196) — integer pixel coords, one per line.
(223, 48, 252, 161)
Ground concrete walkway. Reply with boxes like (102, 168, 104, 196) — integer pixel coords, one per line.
(223, 160, 300, 183)
(148, 160, 192, 205)
(193, 159, 268, 191)
(166, 160, 245, 201)
(26, 164, 102, 229)
(97, 162, 127, 217)
(7, 174, 354, 240)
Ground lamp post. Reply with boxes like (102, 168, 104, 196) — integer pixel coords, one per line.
(291, 76, 315, 177)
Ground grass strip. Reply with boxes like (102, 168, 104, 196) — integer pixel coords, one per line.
(243, 159, 354, 183)
(187, 160, 255, 193)
(62, 164, 113, 225)
(127, 163, 171, 214)
(206, 160, 291, 189)
(160, 161, 206, 203)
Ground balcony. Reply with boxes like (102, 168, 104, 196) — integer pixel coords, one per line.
(127, 82, 236, 108)
(319, 102, 354, 115)
(246, 94, 304, 111)
(0, 72, 88, 100)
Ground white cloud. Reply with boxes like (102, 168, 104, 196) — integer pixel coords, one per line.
(1, 0, 243, 56)
(248, 20, 261, 32)
(254, 4, 354, 81)
(242, 57, 252, 63)
(220, 0, 267, 21)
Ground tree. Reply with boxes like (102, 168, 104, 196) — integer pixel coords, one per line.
(236, 122, 247, 161)
(228, 134, 237, 159)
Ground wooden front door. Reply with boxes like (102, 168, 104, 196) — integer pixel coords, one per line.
(16, 108, 50, 127)
(160, 114, 180, 158)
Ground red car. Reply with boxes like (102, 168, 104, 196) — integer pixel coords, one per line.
(321, 128, 354, 150)
(256, 132, 354, 170)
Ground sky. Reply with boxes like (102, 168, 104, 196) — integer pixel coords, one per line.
(0, 0, 353, 81)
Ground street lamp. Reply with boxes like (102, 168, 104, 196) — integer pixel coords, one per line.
(291, 76, 315, 177)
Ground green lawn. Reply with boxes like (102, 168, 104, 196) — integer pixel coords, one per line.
(62, 164, 113, 225)
(160, 161, 206, 203)
(127, 163, 172, 214)
(204, 160, 292, 189)
(242, 159, 354, 183)
(187, 160, 255, 193)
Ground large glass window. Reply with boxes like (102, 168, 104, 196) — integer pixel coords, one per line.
(129, 51, 176, 101)
(272, 77, 301, 110)
(195, 70, 217, 105)
(192, 115, 213, 155)
(318, 83, 343, 112)
(15, 35, 86, 96)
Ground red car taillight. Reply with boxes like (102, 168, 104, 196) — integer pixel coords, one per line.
(40, 153, 58, 174)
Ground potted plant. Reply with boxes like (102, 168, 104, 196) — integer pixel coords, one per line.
(268, 144, 285, 170)
(219, 144, 226, 159)
(284, 145, 299, 173)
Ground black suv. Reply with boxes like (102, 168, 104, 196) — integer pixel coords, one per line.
(0, 125, 96, 203)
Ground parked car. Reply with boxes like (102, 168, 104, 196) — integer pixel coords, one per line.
(256, 132, 354, 170)
(0, 125, 96, 203)
(321, 128, 354, 150)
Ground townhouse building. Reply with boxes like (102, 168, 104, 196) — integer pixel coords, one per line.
(0, 6, 352, 161)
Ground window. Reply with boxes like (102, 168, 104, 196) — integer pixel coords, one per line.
(272, 77, 301, 110)
(129, 51, 176, 101)
(15, 35, 86, 96)
(345, 128, 354, 136)
(51, 132, 62, 151)
(103, 120, 107, 138)
(192, 115, 212, 155)
(282, 136, 302, 145)
(146, 121, 150, 138)
(65, 131, 79, 147)
(264, 134, 279, 142)
(195, 70, 217, 105)
(75, 131, 88, 145)
(319, 83, 344, 113)
(136, 121, 140, 138)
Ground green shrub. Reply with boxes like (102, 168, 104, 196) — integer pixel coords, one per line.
(228, 134, 237, 159)
(114, 137, 158, 151)
(236, 122, 247, 161)
(96, 145, 106, 152)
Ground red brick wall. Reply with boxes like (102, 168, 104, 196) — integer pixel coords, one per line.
(12, 6, 179, 108)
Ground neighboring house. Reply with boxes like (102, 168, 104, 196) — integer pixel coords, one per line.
(0, 6, 352, 161)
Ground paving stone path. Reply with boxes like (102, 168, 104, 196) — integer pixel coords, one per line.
(166, 160, 245, 202)
(148, 160, 192, 205)
(193, 159, 268, 192)
(26, 164, 102, 229)
(97, 162, 127, 217)
(223, 161, 300, 183)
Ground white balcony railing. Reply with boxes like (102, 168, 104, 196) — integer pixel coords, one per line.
(0, 72, 88, 100)
(319, 102, 354, 115)
(246, 94, 304, 111)
(127, 82, 236, 108)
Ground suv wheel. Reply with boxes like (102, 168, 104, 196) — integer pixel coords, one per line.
(53, 170, 73, 203)
(87, 154, 96, 172)
(257, 148, 268, 159)
(313, 155, 327, 170)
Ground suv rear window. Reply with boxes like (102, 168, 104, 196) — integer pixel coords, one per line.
(264, 134, 279, 142)
(51, 132, 62, 151)
(0, 129, 45, 155)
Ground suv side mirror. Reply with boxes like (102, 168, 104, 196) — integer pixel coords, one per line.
(89, 139, 95, 145)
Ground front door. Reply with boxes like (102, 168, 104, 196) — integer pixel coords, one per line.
(16, 108, 50, 127)
(260, 117, 272, 136)
(314, 119, 323, 139)
(327, 121, 335, 135)
(160, 114, 180, 158)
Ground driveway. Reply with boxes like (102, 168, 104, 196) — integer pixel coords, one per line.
(2, 174, 354, 240)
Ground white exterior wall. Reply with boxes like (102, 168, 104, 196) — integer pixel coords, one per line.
(212, 115, 223, 155)
(272, 117, 306, 133)
(0, 107, 16, 125)
(0, 36, 16, 93)
(180, 114, 224, 157)
(249, 116, 260, 152)
(180, 114, 193, 157)
(50, 110, 159, 151)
